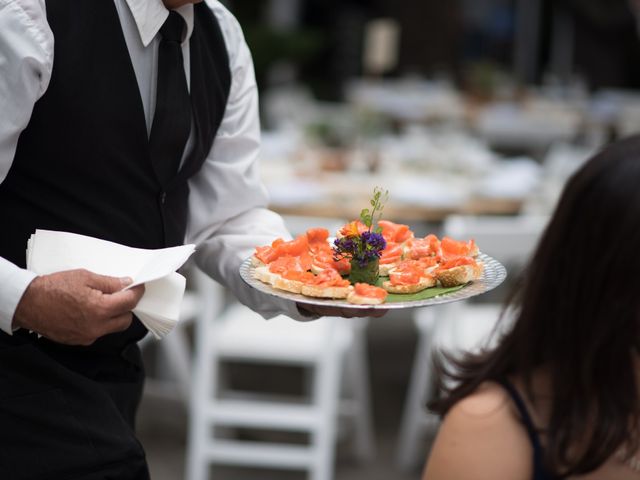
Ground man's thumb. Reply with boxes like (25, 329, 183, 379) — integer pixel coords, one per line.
(86, 273, 132, 294)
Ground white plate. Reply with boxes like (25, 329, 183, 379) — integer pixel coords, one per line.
(239, 253, 507, 310)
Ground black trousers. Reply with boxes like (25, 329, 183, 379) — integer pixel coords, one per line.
(0, 331, 150, 480)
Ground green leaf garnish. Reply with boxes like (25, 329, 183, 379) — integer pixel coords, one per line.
(374, 277, 466, 302)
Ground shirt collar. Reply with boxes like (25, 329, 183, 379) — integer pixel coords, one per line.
(124, 0, 195, 47)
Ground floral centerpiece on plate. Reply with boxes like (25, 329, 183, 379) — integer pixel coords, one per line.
(333, 187, 388, 285)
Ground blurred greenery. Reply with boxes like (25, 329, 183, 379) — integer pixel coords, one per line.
(244, 26, 325, 88)
(230, 2, 326, 90)
(305, 120, 352, 148)
(463, 60, 510, 100)
(304, 108, 391, 148)
(355, 109, 392, 138)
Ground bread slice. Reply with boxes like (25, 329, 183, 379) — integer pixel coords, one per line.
(382, 275, 436, 294)
(251, 255, 266, 268)
(379, 262, 399, 276)
(253, 265, 279, 285)
(301, 284, 352, 299)
(347, 292, 385, 305)
(437, 262, 484, 287)
(272, 276, 305, 294)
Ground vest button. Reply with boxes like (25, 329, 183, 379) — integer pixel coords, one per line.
(160, 191, 167, 204)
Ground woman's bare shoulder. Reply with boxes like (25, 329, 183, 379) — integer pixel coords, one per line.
(455, 381, 513, 417)
(422, 381, 532, 480)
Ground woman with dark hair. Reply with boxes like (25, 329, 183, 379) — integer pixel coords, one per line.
(423, 135, 640, 479)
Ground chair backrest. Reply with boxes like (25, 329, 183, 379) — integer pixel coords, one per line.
(437, 214, 550, 350)
(190, 266, 226, 344)
(442, 214, 549, 269)
(281, 215, 347, 238)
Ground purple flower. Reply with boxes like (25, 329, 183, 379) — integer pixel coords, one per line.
(361, 231, 386, 252)
(333, 231, 386, 265)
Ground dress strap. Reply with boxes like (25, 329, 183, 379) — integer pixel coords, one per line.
(498, 378, 555, 479)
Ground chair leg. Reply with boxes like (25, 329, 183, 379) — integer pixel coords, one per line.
(159, 325, 193, 404)
(185, 361, 213, 480)
(346, 321, 376, 461)
(185, 319, 219, 480)
(310, 320, 342, 480)
(395, 311, 437, 471)
(185, 453, 208, 480)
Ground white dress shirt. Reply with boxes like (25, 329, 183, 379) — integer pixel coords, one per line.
(0, 0, 303, 334)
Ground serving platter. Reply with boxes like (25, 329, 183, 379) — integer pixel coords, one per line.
(239, 252, 507, 310)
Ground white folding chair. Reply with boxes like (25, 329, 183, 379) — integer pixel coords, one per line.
(395, 214, 548, 471)
(139, 276, 207, 405)
(185, 271, 374, 480)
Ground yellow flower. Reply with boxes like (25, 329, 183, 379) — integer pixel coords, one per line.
(345, 221, 361, 236)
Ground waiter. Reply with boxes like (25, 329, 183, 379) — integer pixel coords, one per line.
(0, 0, 369, 478)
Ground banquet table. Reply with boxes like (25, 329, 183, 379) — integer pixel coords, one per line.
(270, 195, 524, 223)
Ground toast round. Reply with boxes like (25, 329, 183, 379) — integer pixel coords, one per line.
(437, 262, 484, 287)
(251, 255, 266, 268)
(301, 284, 352, 299)
(379, 262, 399, 276)
(346, 292, 385, 305)
(253, 265, 278, 285)
(382, 275, 436, 294)
(272, 276, 305, 294)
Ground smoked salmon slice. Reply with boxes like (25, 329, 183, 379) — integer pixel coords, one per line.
(440, 237, 478, 259)
(406, 234, 440, 260)
(378, 220, 414, 243)
(353, 283, 388, 300)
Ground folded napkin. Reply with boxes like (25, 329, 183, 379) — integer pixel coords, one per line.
(26, 230, 195, 339)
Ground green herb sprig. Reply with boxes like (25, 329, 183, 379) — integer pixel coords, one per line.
(359, 187, 389, 233)
(333, 187, 390, 269)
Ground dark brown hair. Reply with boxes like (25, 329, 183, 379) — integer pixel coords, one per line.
(431, 135, 640, 476)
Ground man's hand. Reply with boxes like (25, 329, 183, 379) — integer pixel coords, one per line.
(13, 269, 145, 346)
(297, 303, 387, 318)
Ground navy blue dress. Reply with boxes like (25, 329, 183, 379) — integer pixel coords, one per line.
(499, 379, 561, 480)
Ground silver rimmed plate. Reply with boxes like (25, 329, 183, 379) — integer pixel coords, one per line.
(239, 252, 507, 310)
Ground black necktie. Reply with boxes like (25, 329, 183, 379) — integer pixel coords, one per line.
(149, 11, 191, 186)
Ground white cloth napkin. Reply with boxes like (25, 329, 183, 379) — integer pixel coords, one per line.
(26, 230, 195, 339)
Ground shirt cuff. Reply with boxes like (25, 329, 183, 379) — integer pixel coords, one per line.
(0, 259, 38, 335)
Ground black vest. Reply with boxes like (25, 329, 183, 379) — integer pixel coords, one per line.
(0, 1, 231, 349)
